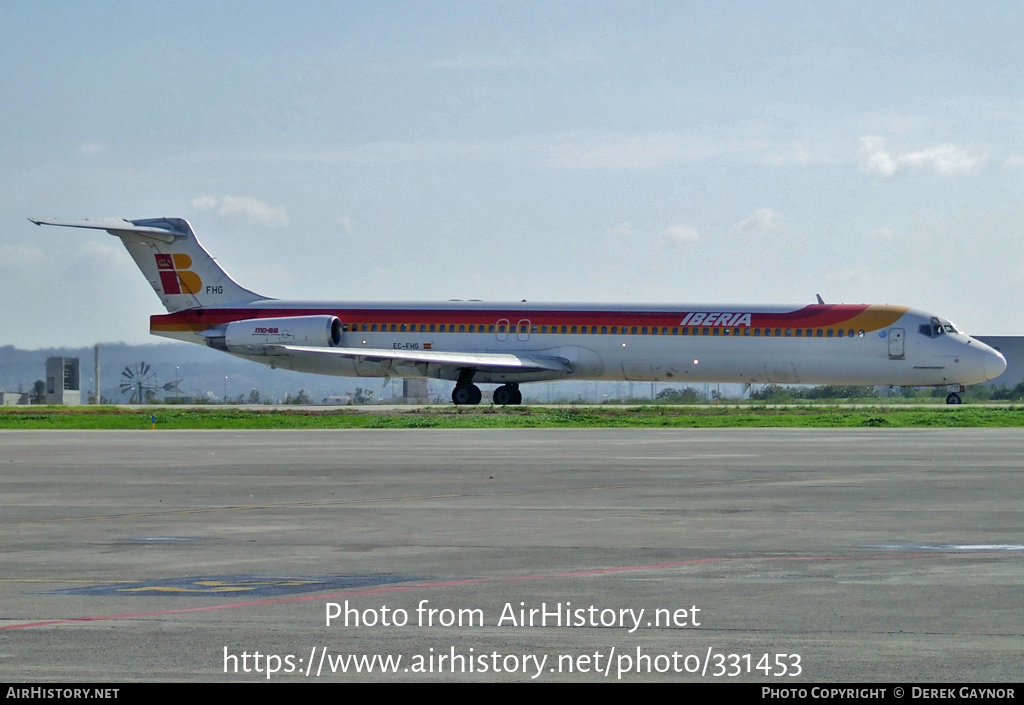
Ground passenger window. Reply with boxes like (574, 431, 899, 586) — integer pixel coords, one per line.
(785, 329, 792, 337)
(702, 328, 710, 335)
(641, 327, 648, 335)
(651, 327, 658, 335)
(713, 328, 720, 336)
(400, 324, 407, 332)
(754, 328, 761, 337)
(795, 329, 802, 337)
(601, 326, 608, 334)
(775, 328, 782, 337)
(673, 327, 679, 335)
(532, 325, 538, 333)
(631, 327, 638, 334)
(498, 324, 505, 333)
(723, 328, 730, 336)
(561, 326, 568, 334)
(827, 329, 834, 337)
(611, 326, 618, 334)
(390, 324, 397, 332)
(858, 329, 865, 337)
(816, 329, 823, 337)
(489, 325, 495, 333)
(429, 324, 435, 332)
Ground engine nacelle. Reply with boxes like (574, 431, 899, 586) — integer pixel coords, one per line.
(205, 315, 342, 353)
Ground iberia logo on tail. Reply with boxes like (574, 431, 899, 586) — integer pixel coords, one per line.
(155, 254, 202, 295)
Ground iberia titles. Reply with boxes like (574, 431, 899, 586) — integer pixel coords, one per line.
(680, 312, 753, 327)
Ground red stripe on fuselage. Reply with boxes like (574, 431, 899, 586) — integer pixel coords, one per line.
(150, 304, 877, 333)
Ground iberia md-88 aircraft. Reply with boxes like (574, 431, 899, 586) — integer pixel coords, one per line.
(32, 216, 1006, 405)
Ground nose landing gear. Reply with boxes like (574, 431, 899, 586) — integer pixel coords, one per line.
(946, 384, 965, 405)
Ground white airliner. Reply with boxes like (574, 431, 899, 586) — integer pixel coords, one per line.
(32, 216, 1006, 405)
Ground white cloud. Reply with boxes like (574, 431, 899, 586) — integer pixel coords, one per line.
(866, 227, 896, 239)
(859, 136, 988, 178)
(547, 133, 686, 170)
(0, 244, 45, 269)
(432, 46, 598, 70)
(192, 195, 288, 227)
(658, 225, 700, 248)
(735, 208, 781, 234)
(607, 222, 632, 239)
(76, 143, 107, 156)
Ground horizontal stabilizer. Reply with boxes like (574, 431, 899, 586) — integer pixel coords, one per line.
(30, 217, 183, 243)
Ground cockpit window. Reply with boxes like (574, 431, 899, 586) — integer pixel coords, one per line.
(920, 318, 960, 338)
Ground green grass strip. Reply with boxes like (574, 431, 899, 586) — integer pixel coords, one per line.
(3, 405, 1024, 429)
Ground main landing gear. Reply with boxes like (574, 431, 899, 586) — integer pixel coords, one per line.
(451, 370, 522, 406)
(492, 384, 522, 406)
(452, 384, 482, 405)
(452, 369, 482, 406)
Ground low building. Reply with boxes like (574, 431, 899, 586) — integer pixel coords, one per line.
(45, 357, 81, 405)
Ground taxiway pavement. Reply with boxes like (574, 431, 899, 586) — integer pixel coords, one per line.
(1, 429, 1022, 681)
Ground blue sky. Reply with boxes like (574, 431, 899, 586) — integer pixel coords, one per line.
(3, 1, 1023, 347)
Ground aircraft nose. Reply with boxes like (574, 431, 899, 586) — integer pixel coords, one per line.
(985, 347, 1007, 381)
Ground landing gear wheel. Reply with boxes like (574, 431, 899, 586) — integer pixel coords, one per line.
(493, 384, 522, 405)
(493, 385, 513, 405)
(946, 392, 962, 405)
(453, 384, 482, 405)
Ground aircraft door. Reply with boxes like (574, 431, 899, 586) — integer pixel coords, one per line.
(496, 318, 509, 342)
(888, 328, 905, 360)
(517, 319, 531, 342)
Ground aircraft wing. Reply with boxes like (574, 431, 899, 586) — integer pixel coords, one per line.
(270, 345, 573, 376)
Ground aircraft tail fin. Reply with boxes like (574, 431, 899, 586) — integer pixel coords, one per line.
(30, 217, 269, 312)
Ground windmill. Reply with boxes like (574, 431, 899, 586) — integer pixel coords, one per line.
(119, 362, 159, 404)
